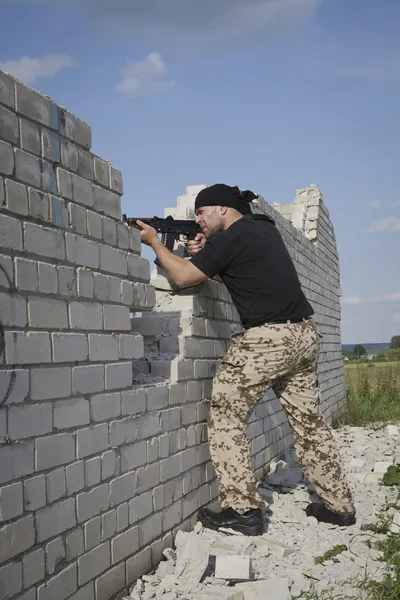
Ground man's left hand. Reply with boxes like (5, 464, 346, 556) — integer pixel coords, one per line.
(135, 220, 159, 247)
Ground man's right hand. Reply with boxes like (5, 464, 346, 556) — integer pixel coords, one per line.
(186, 233, 206, 256)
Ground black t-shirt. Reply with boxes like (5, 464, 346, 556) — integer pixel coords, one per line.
(190, 214, 314, 329)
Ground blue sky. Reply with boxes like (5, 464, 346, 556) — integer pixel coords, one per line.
(0, 0, 399, 344)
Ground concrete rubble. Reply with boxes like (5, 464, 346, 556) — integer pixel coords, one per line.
(123, 424, 400, 600)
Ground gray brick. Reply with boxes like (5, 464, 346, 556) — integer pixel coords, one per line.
(116, 221, 129, 249)
(102, 510, 116, 541)
(54, 397, 90, 429)
(0, 139, 14, 175)
(84, 456, 101, 488)
(0, 409, 5, 444)
(23, 547, 45, 587)
(36, 498, 76, 542)
(99, 245, 127, 275)
(0, 562, 22, 599)
(86, 210, 102, 239)
(159, 433, 170, 458)
(38, 261, 57, 293)
(73, 364, 105, 394)
(110, 472, 136, 506)
(88, 334, 119, 362)
(58, 265, 77, 296)
(0, 482, 23, 521)
(101, 450, 117, 481)
(37, 563, 78, 600)
(42, 128, 61, 162)
(61, 138, 78, 170)
(147, 386, 168, 411)
(49, 195, 69, 227)
(69, 301, 103, 330)
(59, 108, 91, 148)
(126, 547, 152, 586)
(16, 81, 59, 128)
(0, 253, 13, 287)
(72, 173, 93, 207)
(163, 500, 182, 532)
(42, 162, 58, 194)
(121, 441, 147, 473)
(15, 148, 41, 186)
(77, 147, 93, 180)
(77, 268, 94, 298)
(28, 188, 49, 220)
(91, 392, 121, 422)
(66, 461, 85, 495)
(69, 202, 87, 235)
(24, 222, 65, 259)
(0, 515, 35, 562)
(102, 216, 116, 246)
(160, 455, 181, 482)
(162, 407, 181, 431)
(103, 304, 130, 331)
(77, 424, 108, 458)
(137, 463, 160, 493)
(93, 272, 108, 300)
(107, 275, 121, 302)
(52, 332, 88, 362)
(0, 105, 18, 143)
(0, 292, 26, 326)
(9, 403, 52, 440)
(147, 438, 158, 462)
(36, 433, 75, 471)
(78, 543, 110, 586)
(1, 214, 22, 252)
(5, 178, 29, 215)
(93, 156, 110, 187)
(119, 334, 144, 359)
(116, 502, 129, 531)
(139, 513, 162, 547)
(109, 418, 136, 447)
(31, 367, 71, 400)
(66, 528, 84, 561)
(105, 361, 132, 390)
(68, 584, 95, 600)
(111, 526, 138, 564)
(46, 467, 67, 503)
(121, 388, 146, 416)
(24, 475, 46, 511)
(0, 70, 15, 108)
(110, 165, 123, 194)
(95, 563, 125, 600)
(121, 279, 133, 305)
(137, 413, 161, 440)
(46, 537, 65, 575)
(127, 253, 150, 281)
(153, 485, 164, 511)
(84, 516, 101, 550)
(66, 233, 99, 268)
(93, 185, 121, 219)
(5, 331, 50, 365)
(20, 118, 41, 154)
(57, 167, 73, 199)
(128, 491, 153, 524)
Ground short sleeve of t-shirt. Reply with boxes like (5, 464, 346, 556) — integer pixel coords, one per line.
(189, 233, 235, 278)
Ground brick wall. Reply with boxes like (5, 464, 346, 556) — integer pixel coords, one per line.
(0, 71, 346, 600)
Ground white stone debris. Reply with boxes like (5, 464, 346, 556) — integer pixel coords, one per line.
(128, 424, 400, 600)
(387, 424, 399, 436)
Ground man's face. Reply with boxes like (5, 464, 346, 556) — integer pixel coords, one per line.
(195, 206, 224, 238)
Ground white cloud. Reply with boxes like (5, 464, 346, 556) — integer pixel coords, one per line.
(342, 296, 363, 305)
(369, 201, 381, 210)
(0, 54, 74, 84)
(116, 52, 174, 99)
(374, 292, 400, 303)
(367, 217, 400, 233)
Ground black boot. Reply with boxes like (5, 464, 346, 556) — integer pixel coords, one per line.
(306, 503, 356, 526)
(198, 506, 264, 536)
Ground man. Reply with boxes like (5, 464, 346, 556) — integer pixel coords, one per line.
(136, 183, 355, 536)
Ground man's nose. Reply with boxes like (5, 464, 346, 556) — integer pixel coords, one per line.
(195, 215, 201, 224)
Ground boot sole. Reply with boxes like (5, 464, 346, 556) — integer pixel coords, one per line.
(198, 512, 264, 536)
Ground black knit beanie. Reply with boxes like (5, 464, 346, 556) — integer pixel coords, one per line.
(194, 184, 257, 215)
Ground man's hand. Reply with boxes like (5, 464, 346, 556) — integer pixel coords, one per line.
(135, 219, 159, 247)
(186, 233, 206, 256)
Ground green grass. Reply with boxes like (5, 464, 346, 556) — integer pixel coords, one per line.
(339, 363, 400, 427)
(344, 362, 399, 370)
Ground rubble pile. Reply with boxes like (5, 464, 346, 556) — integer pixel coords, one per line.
(124, 424, 400, 600)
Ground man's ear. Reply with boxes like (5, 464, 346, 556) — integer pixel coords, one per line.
(220, 206, 229, 216)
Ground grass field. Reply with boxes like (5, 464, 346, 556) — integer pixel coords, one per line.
(345, 361, 399, 369)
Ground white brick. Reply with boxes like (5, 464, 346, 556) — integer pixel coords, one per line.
(197, 587, 243, 600)
(0, 139, 14, 175)
(91, 392, 121, 422)
(5, 331, 51, 365)
(121, 441, 147, 472)
(105, 361, 132, 390)
(66, 233, 99, 268)
(215, 555, 251, 581)
(121, 388, 147, 416)
(31, 367, 71, 400)
(24, 222, 65, 259)
(36, 433, 75, 471)
(0, 213, 23, 250)
(146, 386, 168, 410)
(9, 403, 53, 440)
(0, 482, 23, 521)
(28, 296, 68, 328)
(73, 364, 104, 393)
(0, 291, 27, 326)
(174, 531, 210, 584)
(119, 333, 144, 359)
(5, 178, 29, 215)
(77, 424, 109, 458)
(103, 304, 130, 330)
(69, 301, 103, 330)
(52, 332, 88, 362)
(89, 333, 119, 361)
(237, 578, 291, 599)
(54, 397, 90, 429)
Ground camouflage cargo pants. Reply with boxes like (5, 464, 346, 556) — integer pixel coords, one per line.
(208, 319, 354, 515)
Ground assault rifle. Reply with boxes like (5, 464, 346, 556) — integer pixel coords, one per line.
(122, 214, 201, 252)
